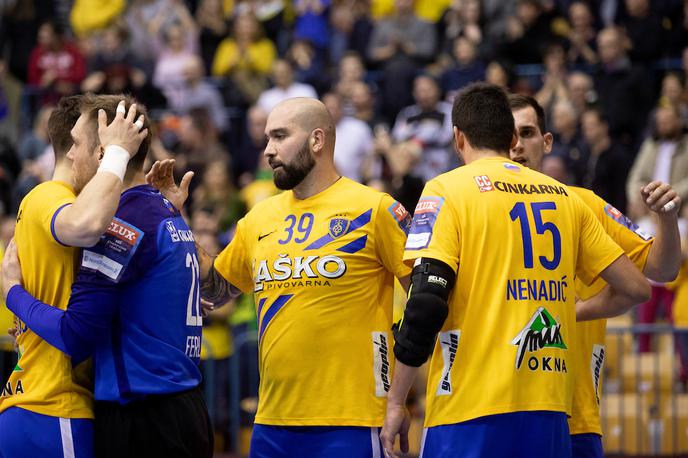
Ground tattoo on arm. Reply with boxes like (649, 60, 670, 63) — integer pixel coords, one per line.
(200, 262, 238, 306)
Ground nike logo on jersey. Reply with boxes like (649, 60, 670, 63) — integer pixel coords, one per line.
(258, 231, 276, 241)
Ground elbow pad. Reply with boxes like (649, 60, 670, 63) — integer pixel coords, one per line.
(393, 258, 455, 367)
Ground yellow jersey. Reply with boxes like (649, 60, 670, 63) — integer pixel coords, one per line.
(0, 181, 93, 419)
(403, 157, 624, 427)
(569, 187, 652, 436)
(214, 177, 411, 426)
(0, 244, 16, 352)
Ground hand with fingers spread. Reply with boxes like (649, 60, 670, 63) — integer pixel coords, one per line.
(641, 181, 681, 216)
(380, 402, 411, 458)
(146, 159, 194, 211)
(97, 100, 149, 158)
(1, 239, 22, 301)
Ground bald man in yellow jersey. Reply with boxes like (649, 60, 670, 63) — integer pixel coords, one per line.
(0, 95, 148, 458)
(507, 94, 681, 458)
(191, 97, 411, 457)
(380, 83, 651, 458)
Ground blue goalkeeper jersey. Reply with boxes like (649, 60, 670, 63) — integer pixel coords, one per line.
(7, 185, 203, 404)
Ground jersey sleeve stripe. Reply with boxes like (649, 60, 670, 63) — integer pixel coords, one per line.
(337, 234, 368, 254)
(259, 294, 294, 342)
(50, 203, 72, 247)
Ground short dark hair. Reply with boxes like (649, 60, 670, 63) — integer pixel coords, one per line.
(48, 95, 82, 159)
(452, 82, 514, 152)
(78, 93, 153, 173)
(509, 94, 547, 133)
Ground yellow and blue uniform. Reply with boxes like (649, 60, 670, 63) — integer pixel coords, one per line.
(214, 177, 411, 457)
(403, 158, 624, 457)
(0, 181, 93, 458)
(569, 188, 652, 458)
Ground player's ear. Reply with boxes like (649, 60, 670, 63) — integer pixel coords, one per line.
(311, 128, 325, 154)
(543, 132, 554, 155)
(453, 126, 463, 150)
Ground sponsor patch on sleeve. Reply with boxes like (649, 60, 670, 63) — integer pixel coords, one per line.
(603, 204, 652, 241)
(406, 197, 444, 250)
(81, 217, 144, 282)
(387, 201, 412, 234)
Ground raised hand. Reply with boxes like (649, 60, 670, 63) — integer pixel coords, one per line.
(641, 181, 681, 216)
(146, 159, 194, 211)
(98, 100, 149, 158)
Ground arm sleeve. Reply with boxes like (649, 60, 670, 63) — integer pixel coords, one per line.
(6, 279, 120, 364)
(374, 194, 412, 279)
(214, 217, 254, 293)
(33, 184, 76, 246)
(574, 193, 625, 285)
(403, 179, 461, 272)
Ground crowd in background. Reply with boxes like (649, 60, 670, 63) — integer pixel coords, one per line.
(2, 0, 688, 451)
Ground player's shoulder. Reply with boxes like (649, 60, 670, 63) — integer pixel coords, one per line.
(23, 180, 75, 204)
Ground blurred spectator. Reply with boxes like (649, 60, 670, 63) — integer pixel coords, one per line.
(368, 0, 436, 122)
(535, 43, 569, 114)
(481, 0, 516, 46)
(485, 60, 512, 89)
(69, 0, 126, 38)
(322, 92, 374, 183)
(644, 73, 688, 137)
(27, 20, 86, 99)
(84, 23, 148, 78)
(350, 81, 385, 130)
(0, 135, 20, 213)
(593, 26, 654, 147)
(239, 155, 280, 210)
(0, 60, 21, 145)
(618, 0, 663, 63)
(566, 70, 595, 117)
(564, 1, 598, 65)
(391, 74, 453, 181)
(151, 5, 199, 109)
(550, 100, 587, 185)
(212, 13, 276, 105)
(174, 107, 230, 187)
(286, 39, 327, 93)
(235, 105, 269, 184)
(0, 0, 54, 82)
(333, 52, 366, 114)
(294, 0, 331, 51)
(171, 55, 226, 132)
(192, 160, 245, 231)
(329, 4, 359, 64)
(501, 0, 553, 64)
(541, 155, 572, 184)
(440, 36, 486, 103)
(195, 0, 230, 75)
(125, 0, 192, 65)
(18, 104, 52, 162)
(436, 0, 485, 57)
(627, 104, 688, 219)
(234, 0, 288, 53)
(256, 59, 317, 113)
(581, 107, 632, 212)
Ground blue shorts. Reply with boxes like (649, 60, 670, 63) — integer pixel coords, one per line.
(0, 406, 93, 458)
(250, 425, 384, 458)
(571, 433, 603, 458)
(420, 411, 571, 458)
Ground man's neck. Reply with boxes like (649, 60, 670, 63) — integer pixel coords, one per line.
(462, 148, 504, 164)
(291, 164, 341, 200)
(123, 171, 147, 191)
(51, 161, 75, 188)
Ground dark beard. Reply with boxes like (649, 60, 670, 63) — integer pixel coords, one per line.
(272, 140, 316, 190)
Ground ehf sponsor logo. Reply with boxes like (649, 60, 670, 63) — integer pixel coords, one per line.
(107, 220, 140, 244)
(591, 344, 605, 405)
(253, 255, 347, 292)
(437, 330, 460, 395)
(166, 220, 195, 243)
(603, 204, 652, 241)
(474, 175, 494, 192)
(82, 250, 124, 280)
(511, 307, 567, 371)
(372, 332, 391, 397)
(387, 201, 412, 234)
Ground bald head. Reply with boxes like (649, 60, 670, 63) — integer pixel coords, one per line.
(270, 98, 336, 153)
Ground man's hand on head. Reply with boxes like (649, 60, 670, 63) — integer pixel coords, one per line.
(97, 100, 149, 158)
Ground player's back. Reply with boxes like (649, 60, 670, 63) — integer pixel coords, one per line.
(73, 185, 202, 403)
(405, 157, 622, 427)
(0, 181, 93, 418)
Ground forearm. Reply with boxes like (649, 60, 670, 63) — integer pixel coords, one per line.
(196, 242, 239, 305)
(387, 361, 419, 407)
(576, 284, 641, 321)
(644, 214, 681, 282)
